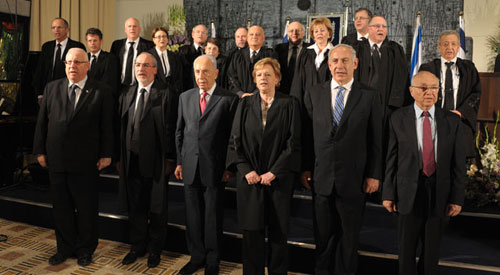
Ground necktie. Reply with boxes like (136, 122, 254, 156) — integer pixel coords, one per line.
(422, 111, 435, 176)
(124, 42, 135, 85)
(53, 43, 63, 79)
(200, 91, 208, 115)
(369, 44, 380, 86)
(68, 84, 78, 110)
(288, 45, 298, 80)
(90, 55, 97, 71)
(132, 88, 146, 144)
(360, 37, 367, 41)
(251, 50, 257, 64)
(161, 52, 168, 76)
(444, 62, 454, 111)
(332, 86, 345, 127)
(197, 46, 203, 55)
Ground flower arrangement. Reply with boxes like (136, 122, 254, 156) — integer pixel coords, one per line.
(465, 112, 500, 207)
(140, 5, 187, 53)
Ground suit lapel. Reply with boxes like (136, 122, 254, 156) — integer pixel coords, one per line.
(456, 58, 466, 104)
(404, 106, 420, 165)
(317, 82, 334, 133)
(201, 86, 222, 119)
(435, 108, 447, 169)
(72, 81, 93, 118)
(192, 88, 202, 117)
(119, 39, 126, 64)
(122, 86, 137, 118)
(59, 79, 71, 121)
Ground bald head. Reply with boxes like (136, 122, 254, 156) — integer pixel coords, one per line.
(287, 21, 305, 45)
(410, 71, 440, 110)
(124, 17, 141, 40)
(248, 25, 265, 50)
(235, 27, 248, 49)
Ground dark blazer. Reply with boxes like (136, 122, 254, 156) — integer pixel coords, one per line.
(32, 38, 86, 96)
(382, 106, 466, 217)
(303, 80, 382, 199)
(273, 41, 311, 94)
(179, 44, 203, 91)
(117, 81, 177, 213)
(227, 47, 276, 96)
(176, 85, 238, 188)
(419, 58, 481, 157)
(110, 37, 155, 84)
(148, 48, 184, 95)
(226, 92, 301, 230)
(87, 51, 119, 96)
(33, 78, 113, 172)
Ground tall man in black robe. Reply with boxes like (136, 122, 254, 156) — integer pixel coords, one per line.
(221, 27, 248, 88)
(303, 44, 382, 275)
(341, 8, 372, 46)
(179, 24, 208, 91)
(227, 25, 275, 97)
(110, 17, 154, 89)
(175, 55, 238, 275)
(32, 17, 86, 103)
(274, 21, 310, 94)
(419, 30, 481, 158)
(117, 52, 177, 268)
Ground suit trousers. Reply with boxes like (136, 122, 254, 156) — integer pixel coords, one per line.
(49, 170, 99, 257)
(183, 167, 224, 265)
(126, 153, 168, 254)
(314, 192, 365, 275)
(398, 174, 448, 275)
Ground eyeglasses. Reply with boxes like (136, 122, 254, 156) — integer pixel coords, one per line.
(135, 63, 155, 68)
(411, 86, 439, 92)
(64, 61, 89, 65)
(369, 24, 388, 29)
(154, 35, 168, 39)
(51, 26, 66, 30)
(354, 16, 370, 21)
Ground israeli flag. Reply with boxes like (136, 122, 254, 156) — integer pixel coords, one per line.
(410, 13, 422, 82)
(458, 14, 466, 59)
(210, 21, 216, 38)
(283, 20, 289, 43)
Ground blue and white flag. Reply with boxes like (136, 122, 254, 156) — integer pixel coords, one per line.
(410, 13, 422, 82)
(283, 20, 290, 43)
(458, 14, 466, 59)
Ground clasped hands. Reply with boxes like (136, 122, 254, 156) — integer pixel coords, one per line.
(37, 154, 111, 171)
(245, 171, 276, 186)
(383, 200, 462, 217)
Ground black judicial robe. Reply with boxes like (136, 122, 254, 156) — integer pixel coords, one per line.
(179, 44, 202, 91)
(274, 41, 311, 95)
(227, 47, 276, 96)
(341, 32, 359, 47)
(221, 46, 245, 89)
(148, 48, 184, 95)
(419, 58, 481, 158)
(216, 54, 227, 87)
(226, 92, 301, 230)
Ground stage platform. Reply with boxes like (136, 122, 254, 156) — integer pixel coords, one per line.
(0, 171, 499, 274)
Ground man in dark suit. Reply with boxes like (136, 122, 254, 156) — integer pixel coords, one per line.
(32, 17, 86, 103)
(117, 52, 177, 268)
(341, 8, 372, 46)
(274, 21, 310, 94)
(382, 71, 465, 275)
(303, 44, 382, 275)
(33, 48, 113, 266)
(175, 55, 238, 275)
(179, 24, 209, 91)
(110, 17, 154, 88)
(85, 28, 119, 97)
(227, 25, 275, 97)
(419, 30, 481, 159)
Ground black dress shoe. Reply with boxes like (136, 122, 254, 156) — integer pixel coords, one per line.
(179, 261, 204, 275)
(77, 253, 92, 266)
(48, 252, 67, 265)
(122, 250, 144, 265)
(205, 264, 219, 275)
(147, 253, 161, 268)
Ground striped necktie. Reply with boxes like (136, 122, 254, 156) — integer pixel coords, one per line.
(332, 86, 345, 127)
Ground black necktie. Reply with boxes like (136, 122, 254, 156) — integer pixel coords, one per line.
(124, 42, 135, 85)
(369, 44, 381, 87)
(161, 52, 168, 76)
(53, 43, 63, 79)
(197, 46, 203, 55)
(131, 88, 146, 149)
(68, 84, 78, 116)
(251, 50, 257, 64)
(90, 55, 97, 71)
(288, 45, 298, 79)
(444, 62, 454, 111)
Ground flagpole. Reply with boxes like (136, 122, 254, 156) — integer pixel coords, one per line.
(410, 10, 422, 82)
(210, 19, 216, 38)
(344, 0, 350, 40)
(283, 16, 291, 43)
(458, 10, 466, 59)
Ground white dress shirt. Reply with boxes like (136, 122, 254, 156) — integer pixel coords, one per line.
(155, 47, 170, 76)
(357, 32, 369, 41)
(121, 37, 140, 83)
(68, 76, 88, 108)
(308, 42, 334, 70)
(330, 78, 354, 111)
(89, 50, 101, 70)
(414, 104, 438, 159)
(135, 81, 154, 113)
(53, 37, 68, 66)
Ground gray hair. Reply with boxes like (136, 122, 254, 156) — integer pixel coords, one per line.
(193, 55, 217, 70)
(66, 48, 88, 61)
(287, 21, 306, 33)
(329, 44, 357, 63)
(439, 30, 460, 42)
(137, 52, 157, 67)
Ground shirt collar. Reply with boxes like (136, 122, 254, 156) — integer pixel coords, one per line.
(307, 42, 334, 54)
(368, 38, 383, 49)
(441, 56, 458, 66)
(413, 103, 435, 119)
(357, 32, 368, 40)
(155, 47, 168, 56)
(250, 47, 261, 55)
(200, 83, 217, 96)
(288, 41, 303, 49)
(193, 43, 202, 51)
(56, 37, 69, 47)
(138, 80, 154, 93)
(90, 50, 101, 59)
(68, 76, 88, 90)
(126, 37, 140, 46)
(330, 78, 354, 91)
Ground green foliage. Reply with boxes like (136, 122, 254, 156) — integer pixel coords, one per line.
(486, 25, 500, 71)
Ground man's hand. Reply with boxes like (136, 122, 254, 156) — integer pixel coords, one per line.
(446, 204, 462, 216)
(245, 171, 261, 185)
(97, 157, 111, 171)
(450, 110, 462, 118)
(174, 165, 183, 180)
(165, 160, 175, 175)
(260, 171, 276, 186)
(301, 171, 312, 190)
(37, 154, 47, 168)
(383, 200, 397, 213)
(241, 93, 254, 98)
(221, 170, 234, 183)
(363, 177, 379, 193)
